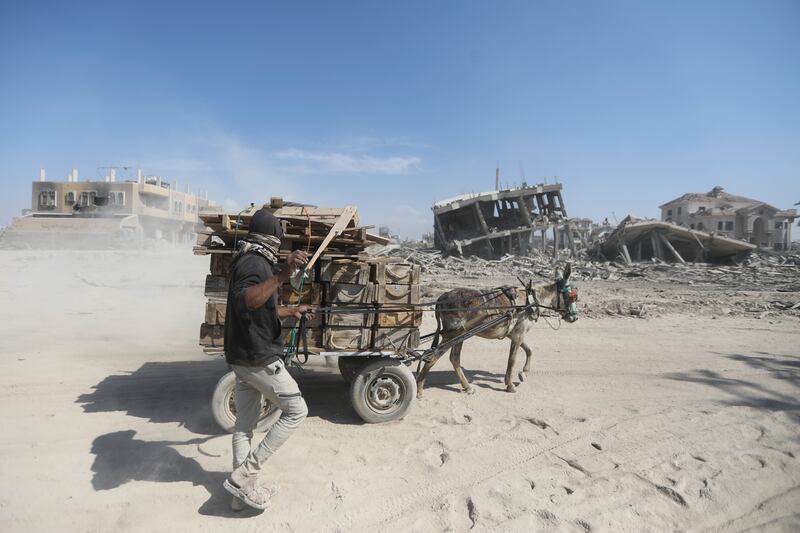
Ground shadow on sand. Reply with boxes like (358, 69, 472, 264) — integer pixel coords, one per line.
(664, 351, 800, 412)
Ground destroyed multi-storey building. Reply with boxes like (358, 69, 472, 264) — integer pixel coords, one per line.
(659, 186, 797, 251)
(432, 182, 571, 259)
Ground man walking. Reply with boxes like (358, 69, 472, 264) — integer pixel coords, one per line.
(222, 208, 313, 511)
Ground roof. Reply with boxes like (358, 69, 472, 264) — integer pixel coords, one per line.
(659, 186, 761, 208)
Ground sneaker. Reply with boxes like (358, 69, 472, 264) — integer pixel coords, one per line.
(231, 496, 246, 512)
(223, 476, 272, 510)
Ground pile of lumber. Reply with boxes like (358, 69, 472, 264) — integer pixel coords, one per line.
(197, 199, 421, 354)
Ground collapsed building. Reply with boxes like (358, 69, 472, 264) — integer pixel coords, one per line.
(432, 182, 573, 259)
(0, 167, 218, 248)
(597, 215, 757, 265)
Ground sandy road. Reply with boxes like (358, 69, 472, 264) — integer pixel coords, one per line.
(0, 250, 798, 532)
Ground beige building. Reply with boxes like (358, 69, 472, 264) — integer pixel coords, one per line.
(11, 167, 218, 246)
(659, 186, 796, 250)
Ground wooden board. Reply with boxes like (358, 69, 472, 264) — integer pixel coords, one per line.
(199, 323, 225, 347)
(205, 275, 229, 299)
(374, 284, 420, 305)
(373, 327, 420, 350)
(204, 301, 227, 325)
(375, 307, 423, 328)
(326, 283, 375, 305)
(371, 262, 421, 285)
(323, 327, 372, 351)
(280, 282, 322, 305)
(326, 306, 375, 328)
(319, 259, 370, 284)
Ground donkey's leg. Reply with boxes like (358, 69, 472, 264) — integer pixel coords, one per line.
(519, 341, 533, 382)
(416, 348, 447, 399)
(449, 342, 474, 395)
(505, 338, 521, 392)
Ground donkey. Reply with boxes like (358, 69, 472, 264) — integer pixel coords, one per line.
(416, 264, 578, 398)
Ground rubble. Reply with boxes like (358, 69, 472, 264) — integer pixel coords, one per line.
(367, 242, 800, 321)
(595, 215, 757, 265)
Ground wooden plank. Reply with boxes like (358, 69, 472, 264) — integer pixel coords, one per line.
(303, 206, 357, 273)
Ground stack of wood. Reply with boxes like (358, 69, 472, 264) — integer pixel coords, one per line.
(196, 199, 421, 354)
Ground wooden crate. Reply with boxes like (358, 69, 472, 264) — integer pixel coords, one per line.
(326, 283, 374, 305)
(373, 327, 420, 350)
(210, 254, 235, 276)
(375, 306, 422, 327)
(319, 259, 370, 285)
(323, 327, 372, 351)
(205, 275, 229, 299)
(371, 262, 420, 285)
(326, 305, 375, 327)
(199, 323, 225, 347)
(282, 327, 324, 351)
(282, 312, 324, 329)
(204, 301, 227, 325)
(374, 284, 420, 305)
(280, 282, 322, 305)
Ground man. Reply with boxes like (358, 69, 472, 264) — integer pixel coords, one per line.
(222, 208, 314, 511)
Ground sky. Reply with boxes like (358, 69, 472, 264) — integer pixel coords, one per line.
(0, 0, 798, 238)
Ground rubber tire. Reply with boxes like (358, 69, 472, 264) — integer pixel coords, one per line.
(211, 371, 281, 434)
(349, 358, 416, 424)
(338, 356, 370, 385)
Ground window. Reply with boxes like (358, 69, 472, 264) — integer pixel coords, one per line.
(690, 223, 695, 229)
(775, 222, 782, 230)
(109, 194, 116, 205)
(66, 191, 75, 204)
(117, 192, 125, 205)
(38, 190, 56, 207)
(718, 221, 724, 231)
(79, 191, 97, 206)
(725, 221, 733, 231)
(667, 209, 673, 217)
(677, 207, 682, 216)
(698, 206, 706, 213)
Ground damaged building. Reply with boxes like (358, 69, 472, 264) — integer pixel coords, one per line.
(1, 167, 218, 248)
(597, 215, 757, 265)
(432, 182, 571, 259)
(659, 186, 797, 251)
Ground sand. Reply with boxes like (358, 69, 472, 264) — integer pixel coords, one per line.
(0, 249, 798, 532)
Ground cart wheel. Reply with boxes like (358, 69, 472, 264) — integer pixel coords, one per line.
(338, 356, 370, 385)
(350, 358, 416, 424)
(211, 371, 281, 433)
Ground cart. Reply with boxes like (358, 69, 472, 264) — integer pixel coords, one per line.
(209, 307, 523, 432)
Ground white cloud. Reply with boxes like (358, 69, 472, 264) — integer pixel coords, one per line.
(272, 148, 421, 175)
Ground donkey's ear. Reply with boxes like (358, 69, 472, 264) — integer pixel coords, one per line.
(563, 263, 572, 281)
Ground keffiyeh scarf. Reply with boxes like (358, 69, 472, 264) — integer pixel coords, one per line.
(233, 233, 281, 266)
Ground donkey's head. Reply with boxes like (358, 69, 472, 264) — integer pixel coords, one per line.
(554, 263, 579, 323)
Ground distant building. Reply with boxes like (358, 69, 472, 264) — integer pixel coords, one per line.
(5, 167, 218, 247)
(659, 186, 796, 250)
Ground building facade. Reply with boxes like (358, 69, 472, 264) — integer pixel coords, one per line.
(20, 167, 217, 245)
(659, 186, 796, 250)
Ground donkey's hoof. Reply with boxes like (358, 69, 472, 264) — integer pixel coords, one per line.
(518, 371, 526, 382)
(506, 384, 517, 393)
(416, 391, 424, 400)
(462, 386, 475, 395)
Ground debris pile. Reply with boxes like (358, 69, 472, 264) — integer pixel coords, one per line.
(195, 200, 421, 354)
(368, 243, 800, 320)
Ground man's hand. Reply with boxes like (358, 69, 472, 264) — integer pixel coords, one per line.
(279, 250, 310, 280)
(293, 305, 315, 321)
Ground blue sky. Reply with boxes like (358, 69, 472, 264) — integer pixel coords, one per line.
(1, 1, 798, 238)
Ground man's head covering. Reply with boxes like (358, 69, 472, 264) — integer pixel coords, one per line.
(249, 208, 284, 239)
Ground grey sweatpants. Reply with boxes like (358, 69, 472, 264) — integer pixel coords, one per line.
(230, 359, 308, 477)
